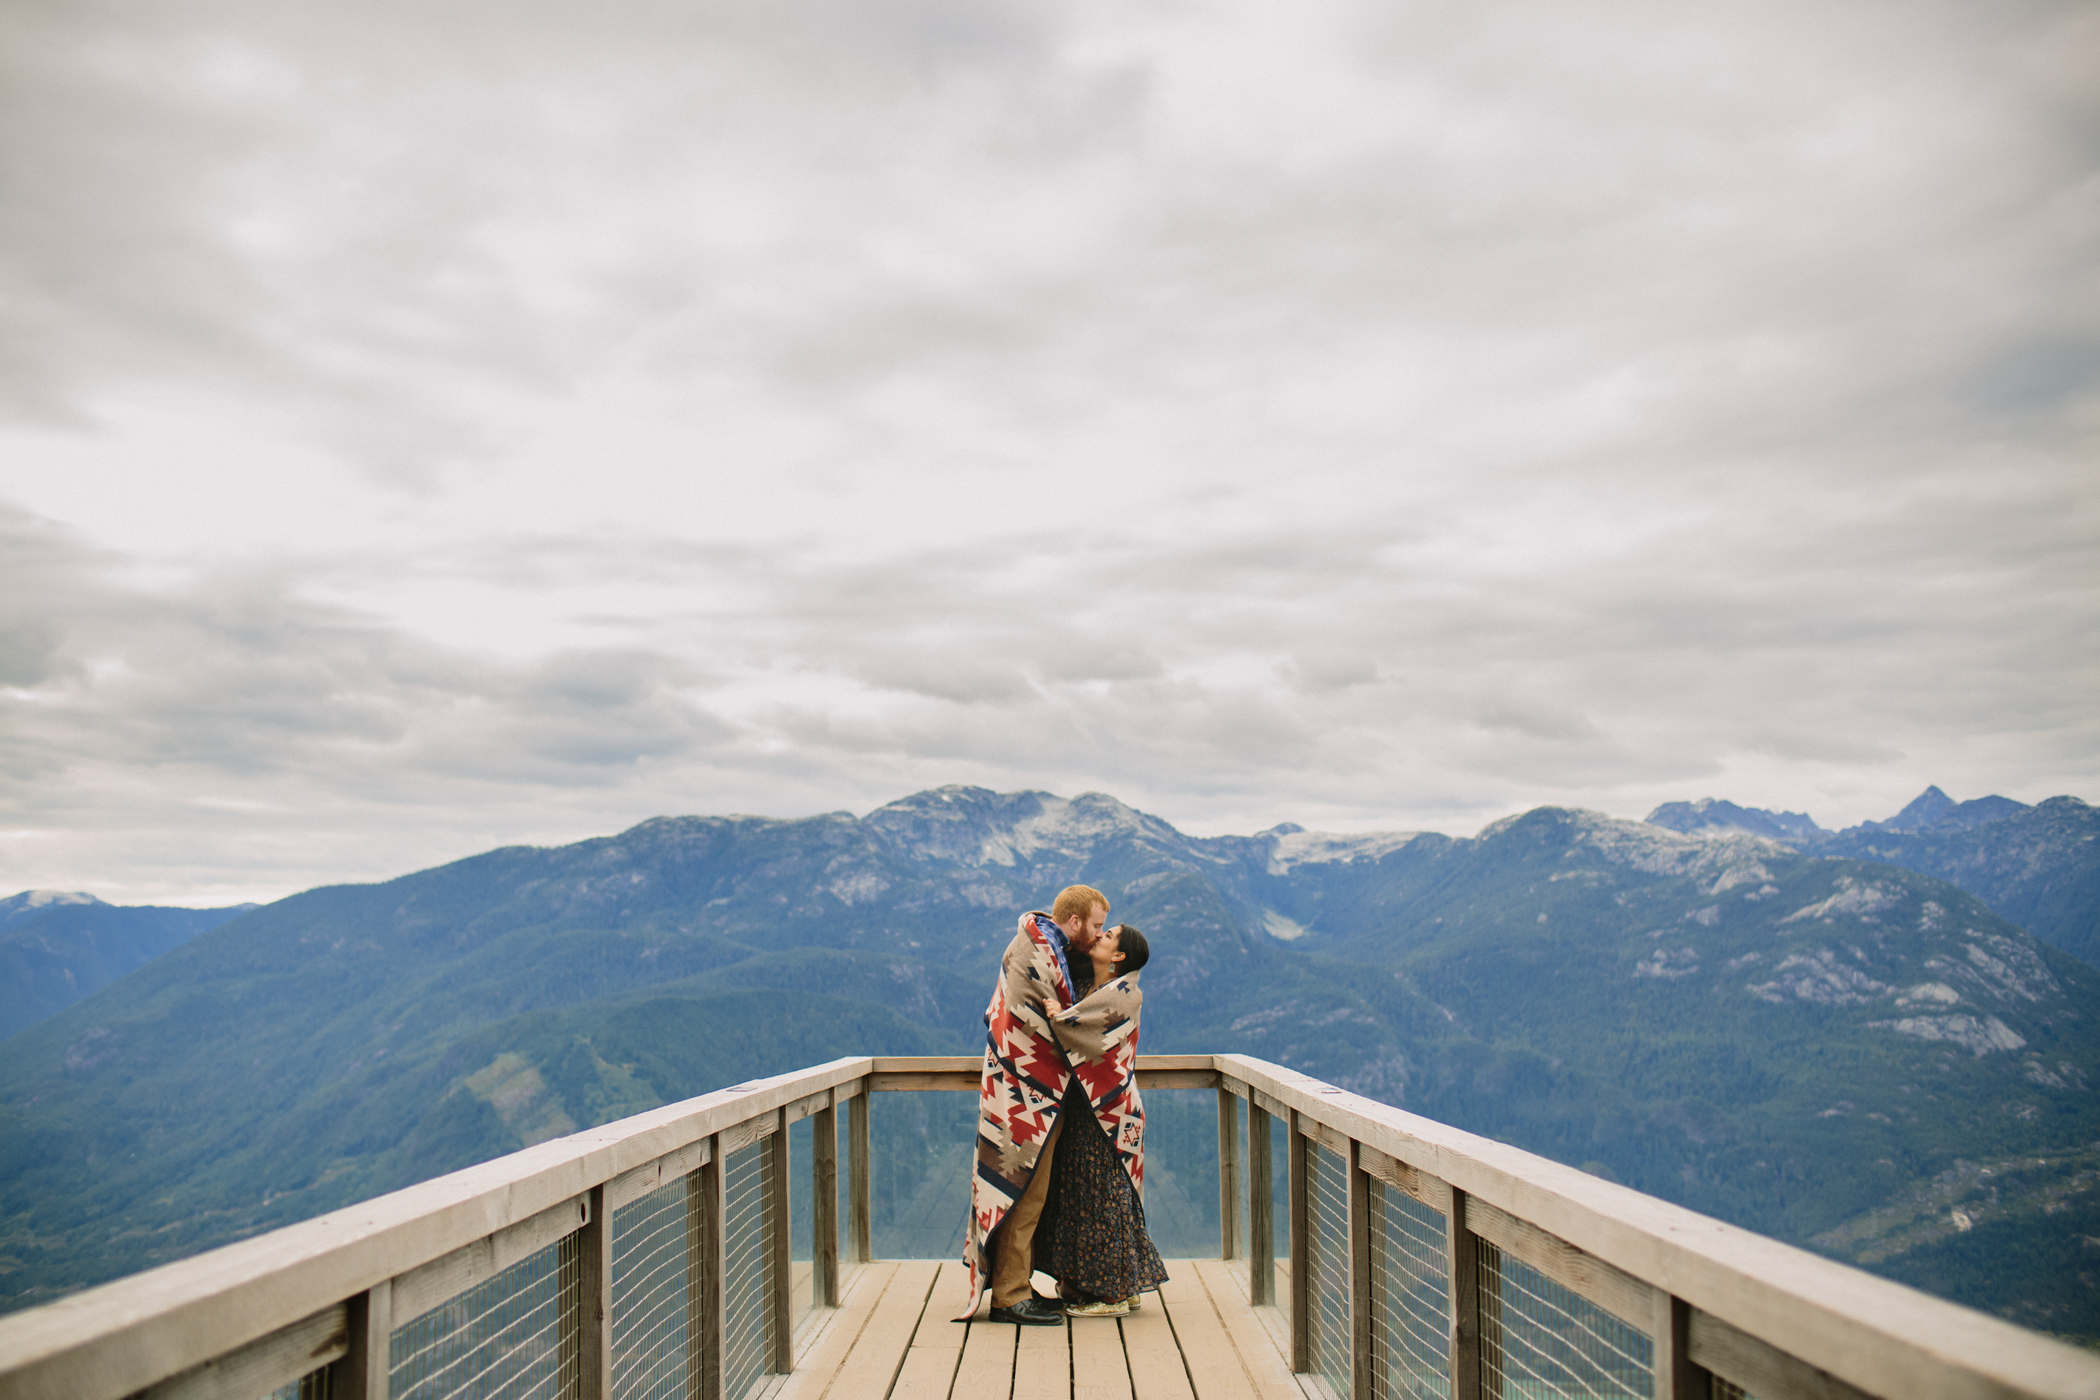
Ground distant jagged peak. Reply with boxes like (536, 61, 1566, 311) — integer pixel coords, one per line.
(1564, 809, 1763, 870)
(0, 889, 106, 930)
(1645, 797, 1824, 844)
(1474, 805, 1593, 845)
(861, 785, 1056, 860)
(1638, 786, 2052, 843)
(1868, 786, 2031, 834)
(866, 784, 1050, 822)
(2, 889, 103, 910)
(1266, 827, 1427, 874)
(1890, 785, 1957, 828)
(1477, 805, 1682, 847)
(1035, 790, 1167, 839)
(863, 785, 1176, 867)
(1475, 807, 1784, 883)
(619, 810, 839, 840)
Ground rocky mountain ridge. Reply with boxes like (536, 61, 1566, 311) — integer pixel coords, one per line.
(2, 785, 2095, 1337)
(0, 890, 104, 932)
(1643, 787, 2098, 966)
(1643, 783, 2069, 841)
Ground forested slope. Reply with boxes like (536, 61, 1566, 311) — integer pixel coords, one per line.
(3, 787, 2094, 1340)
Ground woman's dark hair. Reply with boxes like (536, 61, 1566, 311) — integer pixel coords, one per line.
(1114, 924, 1148, 975)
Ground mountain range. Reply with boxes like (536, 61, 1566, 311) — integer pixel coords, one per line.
(1, 785, 2095, 1345)
(0, 892, 251, 1040)
(1647, 787, 2100, 966)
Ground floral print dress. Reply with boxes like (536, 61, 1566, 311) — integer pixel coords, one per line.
(1037, 1080, 1169, 1302)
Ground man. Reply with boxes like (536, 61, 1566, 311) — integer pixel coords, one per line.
(954, 884, 1108, 1325)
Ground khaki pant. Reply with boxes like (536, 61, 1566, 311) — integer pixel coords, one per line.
(990, 1114, 1065, 1308)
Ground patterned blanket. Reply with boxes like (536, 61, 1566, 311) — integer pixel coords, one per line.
(956, 911, 1145, 1320)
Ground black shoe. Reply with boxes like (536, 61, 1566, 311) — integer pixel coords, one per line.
(988, 1296, 1066, 1326)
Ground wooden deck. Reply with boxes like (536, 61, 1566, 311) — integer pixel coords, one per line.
(774, 1259, 1308, 1400)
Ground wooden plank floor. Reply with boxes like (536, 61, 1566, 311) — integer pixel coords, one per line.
(768, 1260, 1314, 1400)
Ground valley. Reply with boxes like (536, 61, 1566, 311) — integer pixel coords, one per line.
(1, 785, 2094, 1343)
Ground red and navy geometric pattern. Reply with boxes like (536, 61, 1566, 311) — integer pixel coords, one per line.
(955, 912, 1147, 1320)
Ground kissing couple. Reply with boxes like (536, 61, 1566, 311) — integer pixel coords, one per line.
(956, 884, 1169, 1324)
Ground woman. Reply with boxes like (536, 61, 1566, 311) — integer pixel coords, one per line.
(1038, 923, 1169, 1318)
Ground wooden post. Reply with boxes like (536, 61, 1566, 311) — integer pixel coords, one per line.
(338, 1278, 391, 1400)
(1289, 1111, 1311, 1374)
(577, 1185, 613, 1400)
(1446, 1188, 1483, 1400)
(768, 1113, 794, 1374)
(848, 1088, 872, 1263)
(1217, 1087, 1241, 1261)
(1248, 1101, 1275, 1307)
(693, 1134, 727, 1400)
(1349, 1141, 1374, 1400)
(814, 1095, 840, 1308)
(1655, 1292, 1711, 1400)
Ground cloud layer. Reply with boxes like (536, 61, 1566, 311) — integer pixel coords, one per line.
(3, 0, 2095, 901)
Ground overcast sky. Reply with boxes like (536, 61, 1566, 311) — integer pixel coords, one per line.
(3, 0, 2095, 905)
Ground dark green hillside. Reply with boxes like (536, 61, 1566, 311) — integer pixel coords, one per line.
(1808, 1143, 2100, 1340)
(2, 787, 2096, 1343)
(0, 966, 955, 1308)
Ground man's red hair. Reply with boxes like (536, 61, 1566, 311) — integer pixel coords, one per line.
(1051, 884, 1108, 925)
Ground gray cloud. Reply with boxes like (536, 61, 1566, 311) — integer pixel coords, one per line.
(1, 0, 2094, 898)
(6, 485, 2091, 901)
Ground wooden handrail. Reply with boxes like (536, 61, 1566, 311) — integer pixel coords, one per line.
(3, 1052, 2096, 1400)
(0, 1053, 1216, 1400)
(0, 1056, 875, 1400)
(1214, 1053, 2100, 1400)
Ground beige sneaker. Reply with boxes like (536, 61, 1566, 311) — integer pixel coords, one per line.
(1125, 1293, 1143, 1310)
(1065, 1297, 1132, 1318)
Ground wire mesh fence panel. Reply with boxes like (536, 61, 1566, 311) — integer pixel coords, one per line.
(1305, 1142, 1353, 1398)
(388, 1236, 578, 1400)
(1478, 1240, 1653, 1400)
(610, 1177, 695, 1400)
(722, 1136, 776, 1400)
(1368, 1182, 1451, 1400)
(262, 1370, 332, 1400)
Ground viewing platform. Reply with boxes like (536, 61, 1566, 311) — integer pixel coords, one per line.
(2, 1054, 2097, 1400)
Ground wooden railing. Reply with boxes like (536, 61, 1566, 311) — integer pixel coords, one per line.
(0, 1054, 2094, 1400)
(1210, 1056, 2100, 1400)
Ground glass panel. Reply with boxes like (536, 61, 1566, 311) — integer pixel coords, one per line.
(787, 1115, 813, 1330)
(1369, 1182, 1450, 1400)
(389, 1236, 578, 1400)
(1271, 1113, 1291, 1261)
(1130, 1088, 1218, 1257)
(611, 1177, 694, 1400)
(867, 1090, 972, 1260)
(1236, 1097, 1252, 1263)
(1478, 1240, 1653, 1400)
